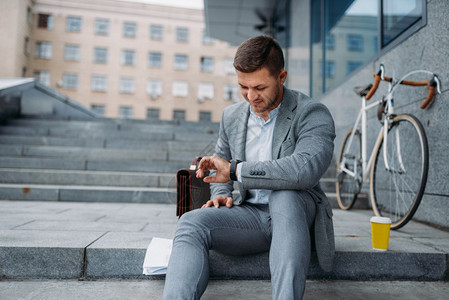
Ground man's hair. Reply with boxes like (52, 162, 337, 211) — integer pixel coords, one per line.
(233, 35, 284, 76)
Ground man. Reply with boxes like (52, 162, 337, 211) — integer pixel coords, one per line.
(163, 36, 335, 300)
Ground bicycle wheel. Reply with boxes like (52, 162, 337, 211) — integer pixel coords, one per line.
(370, 114, 428, 230)
(336, 128, 362, 210)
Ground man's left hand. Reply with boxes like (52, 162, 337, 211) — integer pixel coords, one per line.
(196, 155, 231, 183)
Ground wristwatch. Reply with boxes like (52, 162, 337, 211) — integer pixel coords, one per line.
(229, 159, 242, 181)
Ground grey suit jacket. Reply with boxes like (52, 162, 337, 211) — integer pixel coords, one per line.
(210, 87, 336, 272)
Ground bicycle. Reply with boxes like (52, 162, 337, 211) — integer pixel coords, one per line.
(335, 64, 441, 229)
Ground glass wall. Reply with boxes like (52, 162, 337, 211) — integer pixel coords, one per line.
(288, 0, 312, 94)
(306, 0, 426, 99)
(311, 0, 379, 98)
(382, 0, 424, 47)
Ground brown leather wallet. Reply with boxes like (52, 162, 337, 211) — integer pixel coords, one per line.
(176, 157, 210, 217)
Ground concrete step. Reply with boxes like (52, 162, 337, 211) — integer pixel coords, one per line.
(0, 168, 175, 188)
(0, 184, 176, 203)
(0, 126, 219, 141)
(0, 134, 216, 151)
(320, 178, 336, 193)
(0, 145, 168, 161)
(0, 156, 187, 173)
(5, 119, 219, 133)
(1, 202, 448, 280)
(326, 192, 370, 210)
(0, 135, 105, 148)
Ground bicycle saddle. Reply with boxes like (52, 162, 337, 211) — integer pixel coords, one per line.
(353, 84, 373, 97)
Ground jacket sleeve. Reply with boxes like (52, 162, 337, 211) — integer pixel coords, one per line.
(209, 110, 234, 198)
(240, 101, 335, 191)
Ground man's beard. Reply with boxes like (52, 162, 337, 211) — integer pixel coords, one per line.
(254, 85, 281, 114)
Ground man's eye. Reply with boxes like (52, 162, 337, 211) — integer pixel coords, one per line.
(256, 87, 265, 91)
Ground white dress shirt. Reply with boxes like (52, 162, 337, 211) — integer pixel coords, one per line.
(237, 103, 281, 204)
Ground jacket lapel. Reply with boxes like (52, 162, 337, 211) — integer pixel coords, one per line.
(272, 87, 296, 159)
(233, 103, 250, 161)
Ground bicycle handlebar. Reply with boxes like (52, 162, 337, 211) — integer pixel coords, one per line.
(364, 66, 440, 109)
(364, 73, 381, 100)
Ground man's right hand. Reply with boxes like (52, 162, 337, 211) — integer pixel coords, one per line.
(201, 196, 234, 208)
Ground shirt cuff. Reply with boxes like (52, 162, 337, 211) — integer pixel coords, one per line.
(237, 162, 243, 182)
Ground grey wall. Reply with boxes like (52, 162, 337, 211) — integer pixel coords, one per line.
(321, 0, 449, 228)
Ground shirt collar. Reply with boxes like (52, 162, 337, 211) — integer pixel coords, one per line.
(249, 102, 282, 124)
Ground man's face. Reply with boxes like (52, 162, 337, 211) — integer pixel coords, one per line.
(237, 67, 287, 120)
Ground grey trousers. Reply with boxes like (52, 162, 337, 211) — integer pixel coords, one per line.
(163, 190, 316, 300)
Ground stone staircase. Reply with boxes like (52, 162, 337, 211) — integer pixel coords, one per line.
(1, 116, 448, 282)
(0, 117, 219, 203)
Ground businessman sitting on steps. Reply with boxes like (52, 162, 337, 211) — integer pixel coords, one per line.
(163, 35, 336, 300)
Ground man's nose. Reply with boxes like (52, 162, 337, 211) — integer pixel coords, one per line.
(247, 89, 258, 101)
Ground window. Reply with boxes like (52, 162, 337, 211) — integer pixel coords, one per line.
(174, 54, 188, 70)
(198, 82, 214, 102)
(326, 34, 335, 50)
(146, 108, 160, 120)
(146, 80, 162, 99)
(224, 84, 238, 102)
(148, 52, 162, 67)
(347, 34, 363, 51)
(62, 73, 78, 89)
(94, 47, 108, 63)
(119, 106, 133, 119)
(199, 111, 212, 122)
(120, 77, 135, 93)
(173, 110, 186, 121)
(64, 44, 80, 61)
(95, 18, 109, 35)
(34, 42, 52, 59)
(202, 30, 214, 45)
(172, 81, 188, 97)
(34, 71, 50, 86)
(319, 61, 335, 78)
(38, 14, 53, 29)
(91, 105, 105, 116)
(200, 57, 214, 72)
(176, 27, 189, 42)
(224, 58, 235, 74)
(91, 75, 107, 92)
(27, 7, 32, 23)
(66, 16, 82, 32)
(347, 62, 363, 75)
(382, 0, 425, 47)
(150, 25, 163, 40)
(123, 22, 137, 38)
(121, 50, 136, 66)
(24, 37, 30, 55)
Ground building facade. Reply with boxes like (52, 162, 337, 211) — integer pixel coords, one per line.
(1, 0, 239, 122)
(205, 0, 449, 228)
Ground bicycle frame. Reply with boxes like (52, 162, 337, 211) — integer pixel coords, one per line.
(339, 93, 386, 183)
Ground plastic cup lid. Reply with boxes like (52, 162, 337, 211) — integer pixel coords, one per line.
(370, 216, 392, 224)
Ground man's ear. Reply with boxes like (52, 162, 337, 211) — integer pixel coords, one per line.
(279, 70, 288, 84)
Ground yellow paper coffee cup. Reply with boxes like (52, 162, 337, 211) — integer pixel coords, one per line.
(370, 216, 391, 251)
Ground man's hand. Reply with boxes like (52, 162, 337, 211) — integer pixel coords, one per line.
(196, 155, 232, 183)
(201, 196, 234, 208)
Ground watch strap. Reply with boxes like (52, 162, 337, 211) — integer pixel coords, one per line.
(230, 159, 241, 181)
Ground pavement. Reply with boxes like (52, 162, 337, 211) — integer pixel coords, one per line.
(1, 200, 449, 297)
(1, 279, 449, 299)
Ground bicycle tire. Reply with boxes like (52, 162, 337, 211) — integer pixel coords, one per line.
(336, 128, 362, 210)
(370, 114, 429, 230)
